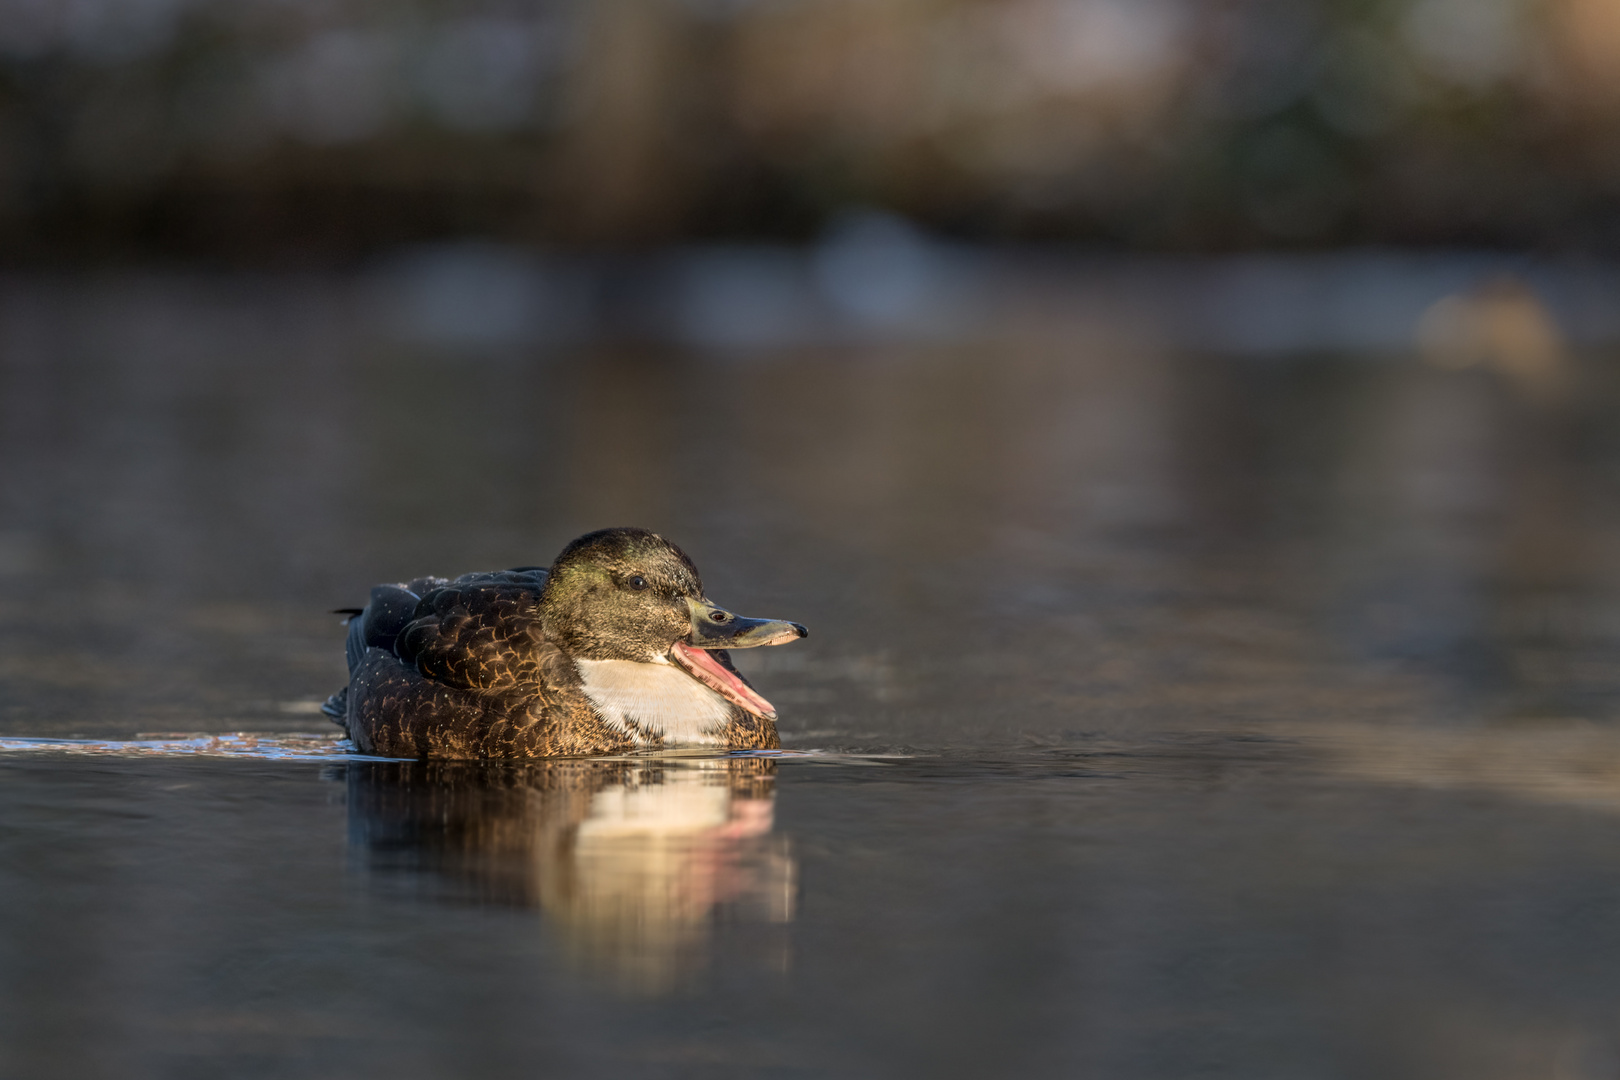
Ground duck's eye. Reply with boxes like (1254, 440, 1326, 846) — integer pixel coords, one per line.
(627, 575, 649, 591)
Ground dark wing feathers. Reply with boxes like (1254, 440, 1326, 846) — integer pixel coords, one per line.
(340, 569, 550, 683)
(394, 574, 551, 694)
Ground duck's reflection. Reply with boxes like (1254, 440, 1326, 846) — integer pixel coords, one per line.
(345, 757, 794, 990)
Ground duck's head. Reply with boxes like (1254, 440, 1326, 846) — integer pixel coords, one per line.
(539, 528, 807, 719)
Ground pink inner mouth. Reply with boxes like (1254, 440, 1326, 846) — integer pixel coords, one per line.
(670, 641, 777, 720)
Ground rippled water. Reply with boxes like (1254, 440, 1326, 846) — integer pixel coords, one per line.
(4, 264, 1620, 1077)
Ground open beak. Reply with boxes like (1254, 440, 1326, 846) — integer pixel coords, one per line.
(668, 598, 808, 720)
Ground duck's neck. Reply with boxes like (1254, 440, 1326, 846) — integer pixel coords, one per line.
(573, 657, 731, 746)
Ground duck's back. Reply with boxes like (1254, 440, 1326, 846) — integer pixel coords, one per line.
(333, 569, 633, 759)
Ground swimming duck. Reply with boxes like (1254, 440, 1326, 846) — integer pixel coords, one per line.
(323, 528, 808, 759)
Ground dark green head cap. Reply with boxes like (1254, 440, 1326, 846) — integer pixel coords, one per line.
(549, 527, 703, 596)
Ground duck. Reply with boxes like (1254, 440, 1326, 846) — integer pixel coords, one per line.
(322, 528, 808, 759)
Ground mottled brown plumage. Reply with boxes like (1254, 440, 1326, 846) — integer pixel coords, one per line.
(325, 529, 803, 760)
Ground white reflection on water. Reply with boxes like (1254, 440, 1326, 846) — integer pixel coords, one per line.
(347, 756, 797, 992)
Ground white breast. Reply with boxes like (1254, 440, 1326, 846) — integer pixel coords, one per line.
(574, 658, 733, 746)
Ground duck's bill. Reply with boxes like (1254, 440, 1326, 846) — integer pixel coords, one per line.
(670, 642, 778, 719)
(686, 598, 808, 650)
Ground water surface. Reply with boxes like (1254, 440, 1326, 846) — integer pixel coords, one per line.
(3, 263, 1620, 1077)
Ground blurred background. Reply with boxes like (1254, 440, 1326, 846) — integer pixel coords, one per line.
(0, 0, 1618, 736)
(2, 0, 1620, 741)
(1, 0, 1620, 257)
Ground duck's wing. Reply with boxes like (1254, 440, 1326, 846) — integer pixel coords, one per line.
(392, 570, 565, 695)
(336, 570, 543, 673)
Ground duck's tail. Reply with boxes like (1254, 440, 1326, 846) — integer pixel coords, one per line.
(323, 605, 369, 735)
(320, 687, 349, 733)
